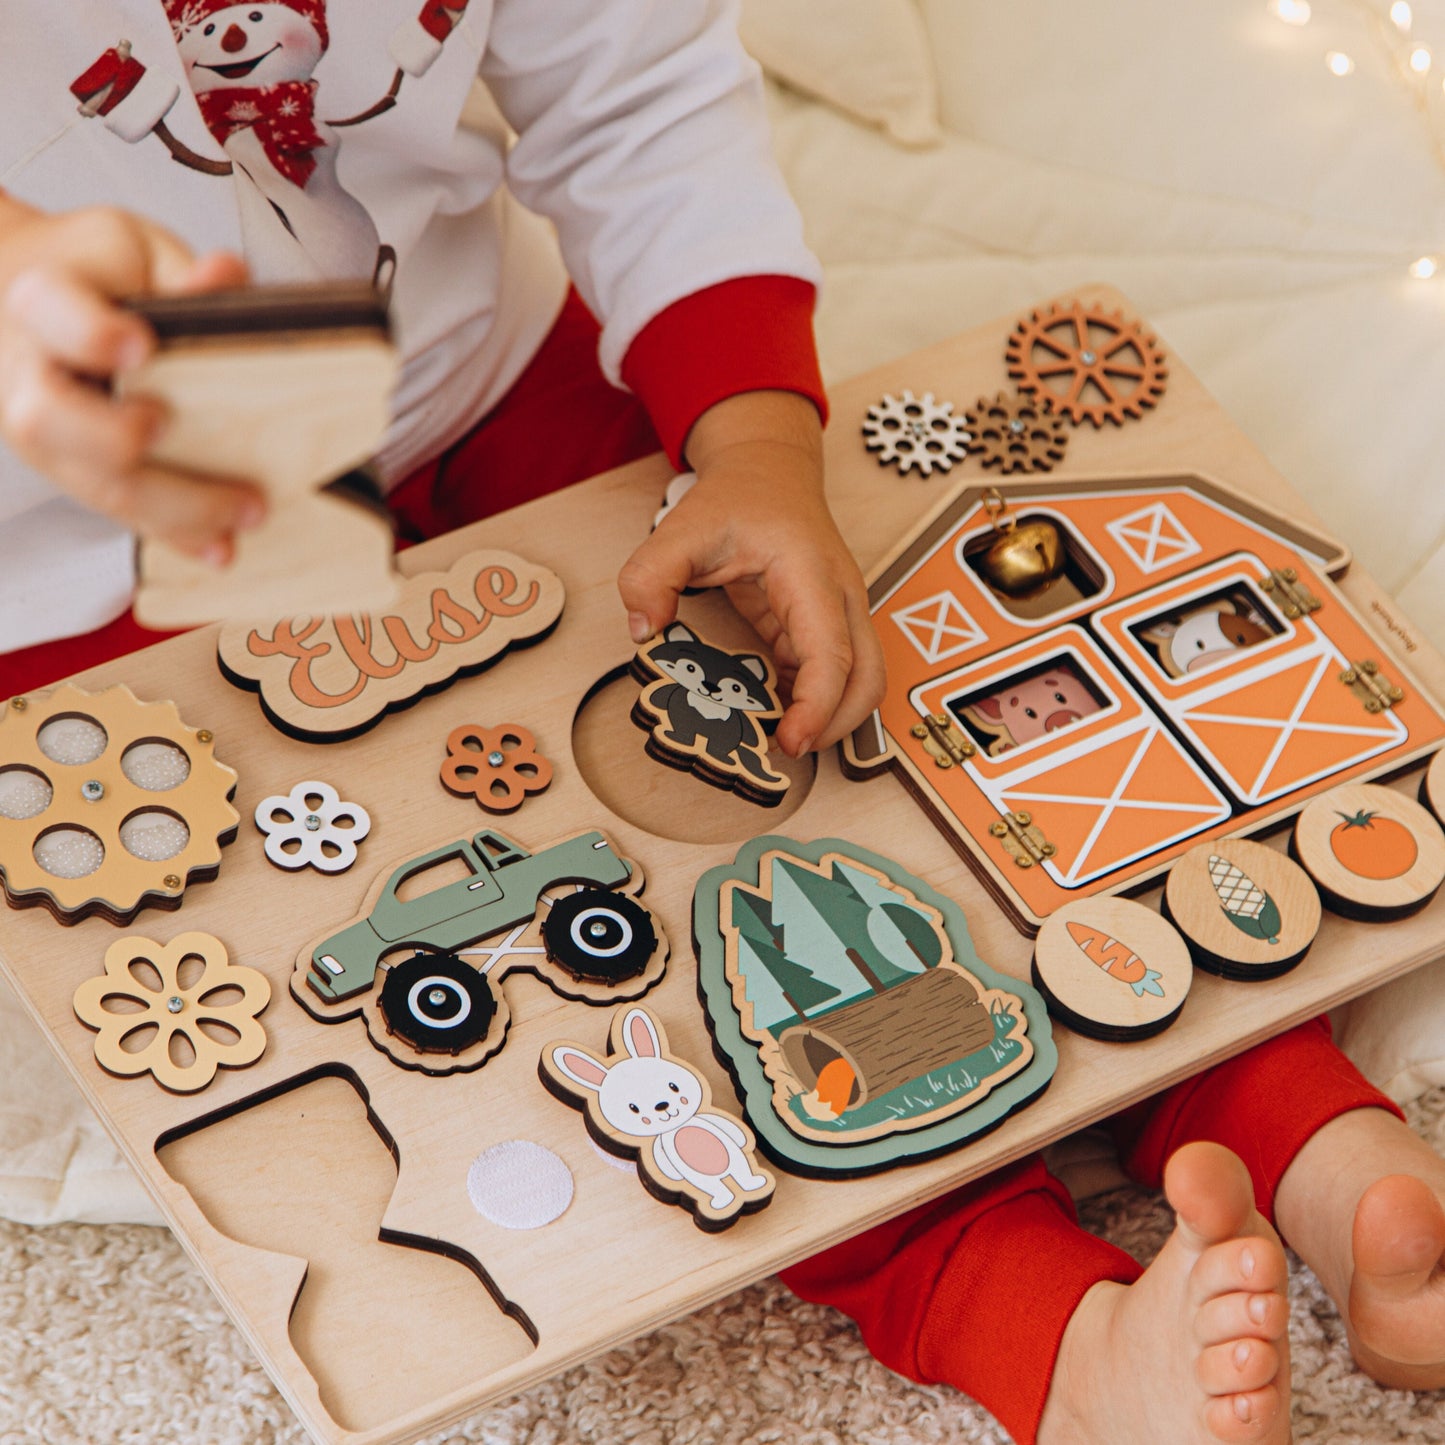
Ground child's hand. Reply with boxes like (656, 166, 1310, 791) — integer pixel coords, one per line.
(618, 391, 886, 758)
(0, 198, 264, 565)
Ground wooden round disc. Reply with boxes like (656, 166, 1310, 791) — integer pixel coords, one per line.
(1422, 748, 1445, 827)
(1292, 782, 1445, 922)
(1162, 838, 1321, 981)
(1032, 897, 1192, 1041)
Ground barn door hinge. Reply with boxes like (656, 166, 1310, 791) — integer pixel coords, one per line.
(1259, 567, 1321, 619)
(910, 713, 977, 768)
(1339, 659, 1404, 714)
(988, 809, 1056, 869)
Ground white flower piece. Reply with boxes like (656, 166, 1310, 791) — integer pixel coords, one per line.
(254, 780, 371, 874)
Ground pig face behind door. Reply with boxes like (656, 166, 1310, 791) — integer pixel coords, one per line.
(1139, 599, 1273, 679)
(958, 660, 1104, 756)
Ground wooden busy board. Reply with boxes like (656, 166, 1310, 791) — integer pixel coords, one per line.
(1, 285, 1443, 1445)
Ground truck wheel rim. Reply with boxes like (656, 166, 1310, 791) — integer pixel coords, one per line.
(569, 906, 632, 958)
(407, 974, 472, 1028)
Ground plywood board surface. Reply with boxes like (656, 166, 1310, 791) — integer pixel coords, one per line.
(1, 285, 1443, 1445)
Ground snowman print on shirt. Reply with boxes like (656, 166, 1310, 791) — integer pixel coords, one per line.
(172, 2, 381, 281)
(67, 2, 472, 284)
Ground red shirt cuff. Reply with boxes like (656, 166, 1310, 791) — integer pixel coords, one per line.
(620, 275, 827, 469)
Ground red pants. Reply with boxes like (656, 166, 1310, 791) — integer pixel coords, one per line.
(1, 293, 1403, 1445)
(782, 1015, 1400, 1444)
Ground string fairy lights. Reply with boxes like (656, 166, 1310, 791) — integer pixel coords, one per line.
(1269, 0, 1445, 273)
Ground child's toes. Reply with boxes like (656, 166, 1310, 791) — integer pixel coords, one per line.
(1197, 1290, 1290, 1348)
(1191, 1234, 1289, 1309)
(1202, 1383, 1287, 1444)
(1197, 1337, 1280, 1397)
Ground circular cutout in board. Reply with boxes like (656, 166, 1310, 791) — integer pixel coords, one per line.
(1162, 839, 1321, 981)
(1292, 782, 1445, 923)
(1421, 748, 1445, 828)
(1032, 896, 1193, 1042)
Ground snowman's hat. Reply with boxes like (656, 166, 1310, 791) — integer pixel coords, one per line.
(166, 0, 329, 50)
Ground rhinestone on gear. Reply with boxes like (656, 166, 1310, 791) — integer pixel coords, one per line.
(862, 390, 971, 477)
(1005, 301, 1168, 427)
(965, 392, 1069, 474)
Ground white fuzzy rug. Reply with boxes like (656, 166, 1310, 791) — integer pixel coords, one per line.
(4, 1098, 1445, 1445)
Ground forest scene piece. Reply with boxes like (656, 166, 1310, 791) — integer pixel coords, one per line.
(695, 837, 1057, 1174)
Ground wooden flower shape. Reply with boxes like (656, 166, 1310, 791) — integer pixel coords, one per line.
(73, 931, 271, 1093)
(255, 780, 371, 873)
(440, 724, 553, 814)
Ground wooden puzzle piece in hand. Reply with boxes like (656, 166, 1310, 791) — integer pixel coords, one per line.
(693, 836, 1057, 1177)
(541, 1005, 775, 1232)
(631, 622, 789, 806)
(122, 282, 401, 628)
(292, 827, 667, 1075)
(0, 684, 238, 925)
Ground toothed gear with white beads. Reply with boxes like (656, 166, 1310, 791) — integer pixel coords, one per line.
(862, 391, 971, 477)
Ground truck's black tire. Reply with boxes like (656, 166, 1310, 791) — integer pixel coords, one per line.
(378, 951, 496, 1054)
(541, 889, 657, 984)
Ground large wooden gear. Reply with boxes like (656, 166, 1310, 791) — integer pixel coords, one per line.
(0, 685, 239, 924)
(1005, 300, 1168, 427)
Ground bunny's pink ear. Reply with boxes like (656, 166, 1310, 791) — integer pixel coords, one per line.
(622, 1008, 662, 1060)
(552, 1046, 608, 1091)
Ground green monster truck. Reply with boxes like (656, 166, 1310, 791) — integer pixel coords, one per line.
(305, 829, 657, 1056)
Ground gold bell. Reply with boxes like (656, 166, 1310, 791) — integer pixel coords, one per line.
(977, 490, 1066, 598)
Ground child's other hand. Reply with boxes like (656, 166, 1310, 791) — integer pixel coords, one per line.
(0, 198, 264, 566)
(618, 391, 886, 758)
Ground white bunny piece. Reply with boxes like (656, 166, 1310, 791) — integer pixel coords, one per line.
(541, 1005, 775, 1231)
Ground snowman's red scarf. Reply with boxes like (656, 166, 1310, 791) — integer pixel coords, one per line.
(196, 80, 324, 188)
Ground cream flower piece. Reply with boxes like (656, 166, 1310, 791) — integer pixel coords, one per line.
(73, 932, 270, 1093)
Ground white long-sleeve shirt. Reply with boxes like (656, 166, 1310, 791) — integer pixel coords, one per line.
(0, 0, 821, 653)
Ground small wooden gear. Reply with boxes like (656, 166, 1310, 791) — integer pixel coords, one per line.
(440, 724, 553, 814)
(861, 390, 971, 477)
(1032, 897, 1193, 1042)
(1292, 782, 1445, 922)
(0, 685, 239, 924)
(73, 931, 271, 1093)
(1162, 839, 1321, 981)
(965, 392, 1069, 473)
(1005, 300, 1168, 427)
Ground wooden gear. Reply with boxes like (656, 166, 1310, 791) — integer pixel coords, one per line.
(1005, 299, 1168, 427)
(1291, 781, 1445, 921)
(440, 724, 553, 814)
(73, 931, 270, 1093)
(121, 282, 402, 628)
(1031, 897, 1193, 1042)
(541, 1005, 776, 1232)
(965, 391, 1069, 473)
(861, 390, 971, 477)
(0, 684, 238, 924)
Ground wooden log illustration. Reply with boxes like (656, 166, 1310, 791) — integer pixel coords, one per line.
(778, 965, 994, 1112)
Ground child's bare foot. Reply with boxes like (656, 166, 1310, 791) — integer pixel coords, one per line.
(1276, 1108, 1445, 1389)
(1038, 1141, 1291, 1445)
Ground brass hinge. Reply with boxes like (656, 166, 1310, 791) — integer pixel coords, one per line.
(988, 809, 1056, 869)
(1339, 659, 1404, 713)
(910, 713, 977, 769)
(1259, 568, 1321, 619)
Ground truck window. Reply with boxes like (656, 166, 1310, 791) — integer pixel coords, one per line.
(393, 848, 478, 904)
